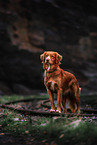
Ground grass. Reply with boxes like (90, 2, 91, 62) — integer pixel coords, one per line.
(57, 122, 97, 145)
(0, 94, 50, 135)
(1, 94, 97, 145)
(1, 110, 97, 144)
(0, 94, 48, 104)
(0, 95, 24, 104)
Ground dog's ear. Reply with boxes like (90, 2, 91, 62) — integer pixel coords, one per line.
(40, 52, 46, 62)
(55, 52, 62, 64)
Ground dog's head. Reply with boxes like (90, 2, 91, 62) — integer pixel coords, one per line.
(40, 51, 62, 64)
(40, 51, 62, 72)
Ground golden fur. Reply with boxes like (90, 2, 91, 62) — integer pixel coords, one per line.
(40, 51, 81, 114)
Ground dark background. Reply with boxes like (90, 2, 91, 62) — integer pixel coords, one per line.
(0, 0, 97, 95)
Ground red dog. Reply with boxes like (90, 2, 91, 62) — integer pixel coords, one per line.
(40, 51, 81, 114)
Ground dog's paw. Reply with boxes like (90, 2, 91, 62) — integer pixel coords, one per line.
(56, 110, 61, 113)
(50, 109, 55, 112)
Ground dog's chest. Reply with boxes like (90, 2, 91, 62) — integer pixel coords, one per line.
(50, 81, 55, 91)
(47, 81, 56, 92)
(45, 75, 61, 92)
(44, 69, 62, 91)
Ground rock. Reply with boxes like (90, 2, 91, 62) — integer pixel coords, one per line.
(0, 0, 97, 94)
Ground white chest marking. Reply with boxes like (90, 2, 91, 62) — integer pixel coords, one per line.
(47, 64, 50, 71)
(51, 82, 55, 91)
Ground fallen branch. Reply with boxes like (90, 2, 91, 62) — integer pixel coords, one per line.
(1, 104, 97, 117)
(41, 100, 97, 114)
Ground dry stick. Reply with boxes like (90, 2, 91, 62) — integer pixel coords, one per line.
(0, 104, 61, 117)
(41, 100, 97, 114)
(1, 104, 97, 117)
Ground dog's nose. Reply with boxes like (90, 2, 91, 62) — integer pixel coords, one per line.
(46, 59, 49, 62)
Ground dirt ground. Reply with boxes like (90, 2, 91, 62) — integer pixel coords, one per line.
(0, 133, 46, 145)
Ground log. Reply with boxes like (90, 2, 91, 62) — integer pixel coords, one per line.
(1, 104, 97, 117)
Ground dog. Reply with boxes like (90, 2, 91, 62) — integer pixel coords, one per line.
(40, 51, 81, 114)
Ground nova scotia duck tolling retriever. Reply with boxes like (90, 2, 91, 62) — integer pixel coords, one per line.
(40, 51, 81, 114)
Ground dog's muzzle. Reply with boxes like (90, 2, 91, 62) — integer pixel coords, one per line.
(45, 56, 51, 63)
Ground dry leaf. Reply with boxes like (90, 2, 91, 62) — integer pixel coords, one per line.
(50, 141, 57, 145)
(0, 133, 5, 135)
(59, 134, 64, 139)
(25, 130, 29, 134)
(42, 139, 47, 143)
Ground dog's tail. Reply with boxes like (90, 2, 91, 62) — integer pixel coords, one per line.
(79, 87, 81, 94)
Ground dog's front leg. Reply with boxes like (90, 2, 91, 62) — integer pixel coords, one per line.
(56, 88, 62, 113)
(47, 89, 55, 112)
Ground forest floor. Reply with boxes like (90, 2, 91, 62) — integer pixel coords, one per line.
(0, 93, 97, 145)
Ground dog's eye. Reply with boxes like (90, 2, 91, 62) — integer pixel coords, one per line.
(51, 55, 55, 58)
(45, 54, 48, 57)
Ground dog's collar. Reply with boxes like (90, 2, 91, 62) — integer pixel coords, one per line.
(46, 68, 57, 73)
(46, 63, 60, 73)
